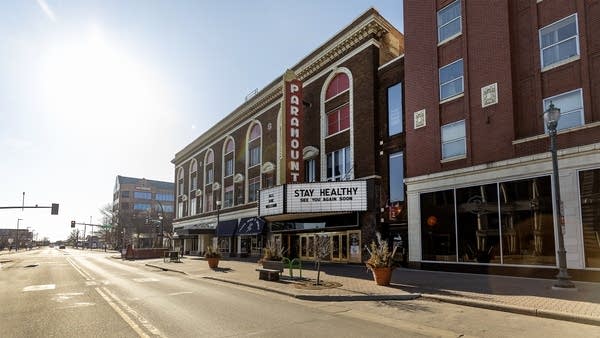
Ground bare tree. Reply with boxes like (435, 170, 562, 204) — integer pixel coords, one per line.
(315, 232, 331, 285)
(66, 229, 78, 246)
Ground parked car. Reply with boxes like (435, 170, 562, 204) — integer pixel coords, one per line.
(59, 245, 66, 249)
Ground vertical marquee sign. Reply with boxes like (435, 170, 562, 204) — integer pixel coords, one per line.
(283, 69, 304, 183)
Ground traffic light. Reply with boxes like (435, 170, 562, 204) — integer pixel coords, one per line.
(51, 203, 59, 215)
(71, 220, 75, 228)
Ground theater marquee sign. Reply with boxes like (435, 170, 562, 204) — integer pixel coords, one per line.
(282, 69, 304, 184)
(259, 181, 368, 216)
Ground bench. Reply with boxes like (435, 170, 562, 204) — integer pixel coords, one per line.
(256, 261, 284, 281)
(164, 251, 181, 263)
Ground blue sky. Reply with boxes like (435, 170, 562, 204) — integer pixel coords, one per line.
(0, 0, 403, 241)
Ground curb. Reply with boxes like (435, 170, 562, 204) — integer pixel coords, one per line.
(203, 276, 421, 302)
(145, 263, 188, 275)
(422, 294, 600, 327)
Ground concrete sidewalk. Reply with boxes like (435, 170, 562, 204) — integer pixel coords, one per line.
(128, 256, 600, 326)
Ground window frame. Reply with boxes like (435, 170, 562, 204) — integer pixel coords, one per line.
(539, 13, 579, 70)
(441, 120, 466, 160)
(387, 82, 403, 136)
(439, 59, 464, 102)
(248, 176, 260, 203)
(389, 152, 405, 202)
(326, 147, 352, 181)
(543, 88, 584, 132)
(437, 0, 462, 44)
(326, 104, 350, 137)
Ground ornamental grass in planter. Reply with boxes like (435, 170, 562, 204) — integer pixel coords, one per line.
(205, 245, 221, 269)
(365, 233, 398, 286)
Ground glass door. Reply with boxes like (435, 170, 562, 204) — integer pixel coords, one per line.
(331, 232, 349, 262)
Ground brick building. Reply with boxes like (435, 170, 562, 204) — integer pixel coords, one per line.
(172, 8, 406, 262)
(113, 175, 175, 249)
(404, 0, 600, 279)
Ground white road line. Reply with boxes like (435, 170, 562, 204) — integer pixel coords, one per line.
(132, 278, 159, 283)
(23, 284, 56, 292)
(167, 291, 193, 297)
(96, 287, 150, 338)
(101, 287, 165, 337)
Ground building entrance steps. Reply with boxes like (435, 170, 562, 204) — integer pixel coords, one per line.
(131, 257, 600, 326)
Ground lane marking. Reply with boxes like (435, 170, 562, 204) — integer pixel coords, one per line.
(66, 257, 94, 281)
(101, 287, 165, 337)
(96, 287, 149, 338)
(167, 291, 193, 297)
(132, 278, 159, 283)
(23, 284, 56, 292)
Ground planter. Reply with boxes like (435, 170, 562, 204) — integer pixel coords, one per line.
(369, 266, 393, 286)
(207, 257, 219, 269)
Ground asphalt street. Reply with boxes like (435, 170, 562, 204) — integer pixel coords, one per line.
(1, 248, 598, 338)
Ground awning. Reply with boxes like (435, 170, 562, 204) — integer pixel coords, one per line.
(216, 219, 238, 237)
(175, 222, 216, 236)
(237, 217, 265, 236)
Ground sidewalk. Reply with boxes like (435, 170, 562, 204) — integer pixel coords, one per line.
(131, 256, 600, 326)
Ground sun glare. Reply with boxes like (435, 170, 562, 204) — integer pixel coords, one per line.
(39, 27, 169, 132)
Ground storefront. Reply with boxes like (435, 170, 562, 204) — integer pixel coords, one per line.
(173, 222, 215, 255)
(259, 180, 374, 263)
(216, 219, 238, 256)
(236, 217, 266, 257)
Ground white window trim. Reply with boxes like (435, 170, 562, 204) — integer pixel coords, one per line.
(439, 59, 464, 101)
(324, 88, 350, 103)
(437, 0, 462, 44)
(539, 13, 579, 70)
(542, 88, 584, 132)
(441, 120, 467, 160)
(325, 105, 351, 138)
(437, 32, 462, 47)
(245, 121, 262, 203)
(326, 147, 352, 182)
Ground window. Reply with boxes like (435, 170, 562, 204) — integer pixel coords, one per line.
(441, 120, 466, 159)
(133, 191, 151, 200)
(327, 104, 350, 136)
(539, 14, 579, 69)
(225, 158, 234, 177)
(121, 191, 129, 198)
(224, 185, 234, 208)
(437, 0, 461, 43)
(190, 198, 196, 216)
(190, 160, 198, 191)
(206, 167, 214, 184)
(579, 168, 600, 268)
(162, 205, 174, 213)
(134, 203, 151, 211)
(439, 59, 463, 101)
(177, 168, 184, 195)
(205, 192, 213, 212)
(325, 73, 350, 100)
(388, 83, 403, 136)
(205, 150, 214, 185)
(389, 152, 404, 202)
(156, 193, 174, 202)
(305, 159, 316, 183)
(543, 89, 584, 131)
(177, 202, 184, 218)
(224, 138, 234, 154)
(326, 147, 351, 181)
(249, 124, 261, 141)
(249, 145, 261, 167)
(248, 176, 260, 202)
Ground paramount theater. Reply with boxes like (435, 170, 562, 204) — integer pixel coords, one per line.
(171, 8, 406, 263)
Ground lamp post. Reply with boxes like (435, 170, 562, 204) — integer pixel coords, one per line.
(544, 102, 575, 289)
(156, 200, 165, 248)
(16, 218, 22, 251)
(216, 200, 222, 225)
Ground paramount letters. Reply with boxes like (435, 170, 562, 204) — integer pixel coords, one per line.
(283, 70, 304, 183)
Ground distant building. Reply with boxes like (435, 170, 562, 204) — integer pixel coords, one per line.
(113, 175, 175, 249)
(0, 228, 32, 250)
(404, 0, 600, 279)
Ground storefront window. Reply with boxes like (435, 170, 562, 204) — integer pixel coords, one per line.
(456, 184, 500, 263)
(499, 177, 555, 266)
(579, 168, 600, 268)
(421, 189, 457, 261)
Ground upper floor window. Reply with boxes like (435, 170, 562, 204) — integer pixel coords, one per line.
(305, 159, 316, 183)
(224, 185, 234, 208)
(326, 147, 351, 181)
(224, 138, 234, 154)
(441, 120, 466, 159)
(439, 59, 464, 101)
(133, 191, 151, 200)
(438, 0, 461, 43)
(223, 138, 235, 177)
(134, 203, 151, 211)
(205, 150, 214, 185)
(388, 83, 403, 136)
(121, 191, 130, 198)
(155, 193, 174, 202)
(539, 14, 579, 69)
(247, 123, 262, 168)
(190, 160, 198, 191)
(389, 152, 405, 202)
(543, 89, 584, 132)
(325, 73, 350, 100)
(327, 104, 350, 136)
(177, 168, 184, 195)
(248, 176, 260, 203)
(225, 158, 234, 177)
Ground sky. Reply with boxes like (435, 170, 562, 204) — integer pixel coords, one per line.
(0, 0, 403, 241)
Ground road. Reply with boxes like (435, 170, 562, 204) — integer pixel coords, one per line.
(1, 248, 598, 338)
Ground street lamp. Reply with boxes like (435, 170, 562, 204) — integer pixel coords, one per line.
(156, 200, 165, 248)
(544, 102, 575, 289)
(216, 200, 222, 225)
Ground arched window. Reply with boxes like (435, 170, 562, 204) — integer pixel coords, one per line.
(189, 159, 198, 216)
(246, 122, 262, 203)
(223, 137, 235, 177)
(204, 149, 214, 212)
(177, 167, 184, 196)
(325, 73, 349, 100)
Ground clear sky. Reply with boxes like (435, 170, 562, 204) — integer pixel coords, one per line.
(0, 0, 403, 241)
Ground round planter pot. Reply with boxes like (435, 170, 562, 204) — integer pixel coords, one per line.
(207, 257, 219, 269)
(370, 266, 392, 286)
